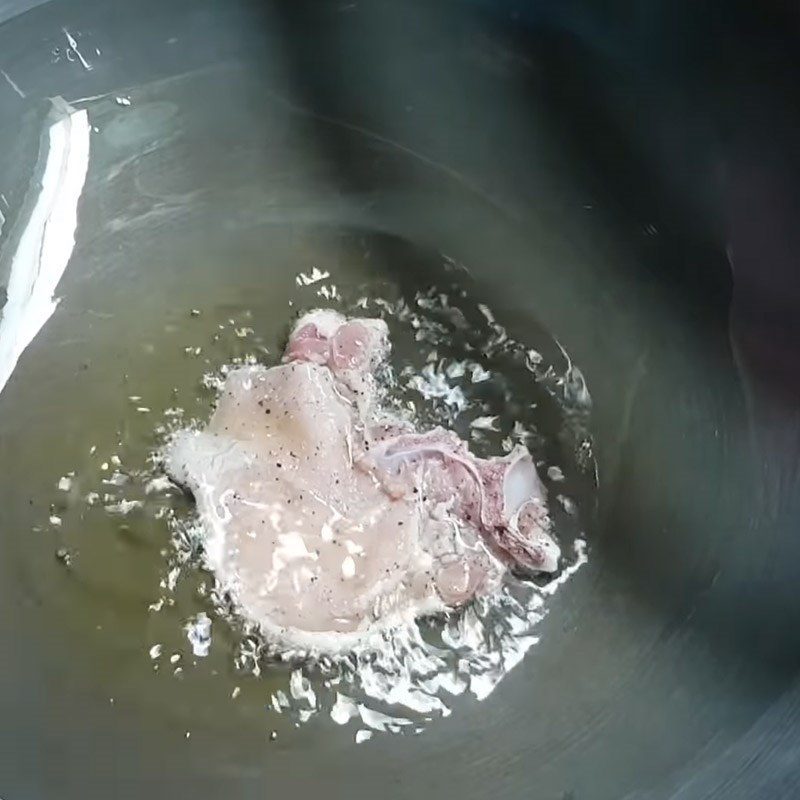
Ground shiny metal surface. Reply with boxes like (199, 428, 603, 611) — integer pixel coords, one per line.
(0, 1, 798, 798)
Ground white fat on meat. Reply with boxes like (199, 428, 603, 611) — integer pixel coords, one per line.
(165, 309, 559, 652)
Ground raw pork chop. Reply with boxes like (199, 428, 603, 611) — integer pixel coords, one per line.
(166, 310, 559, 651)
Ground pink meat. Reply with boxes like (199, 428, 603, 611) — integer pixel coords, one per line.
(166, 309, 559, 652)
(358, 431, 557, 573)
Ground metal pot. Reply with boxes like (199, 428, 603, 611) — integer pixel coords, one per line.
(0, 1, 798, 798)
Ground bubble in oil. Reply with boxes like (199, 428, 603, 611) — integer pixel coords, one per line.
(41, 245, 595, 742)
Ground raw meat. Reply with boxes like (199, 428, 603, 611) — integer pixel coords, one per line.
(166, 310, 559, 652)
